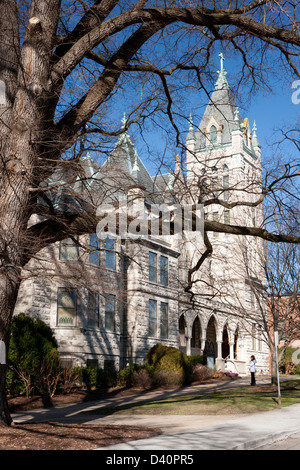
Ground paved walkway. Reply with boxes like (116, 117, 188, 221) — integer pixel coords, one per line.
(12, 376, 300, 450)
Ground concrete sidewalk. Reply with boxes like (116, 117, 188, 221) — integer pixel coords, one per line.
(97, 402, 300, 450)
(12, 377, 300, 451)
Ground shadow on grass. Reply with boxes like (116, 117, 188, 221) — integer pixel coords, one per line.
(83, 380, 300, 416)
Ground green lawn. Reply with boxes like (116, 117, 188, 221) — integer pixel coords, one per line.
(86, 380, 300, 416)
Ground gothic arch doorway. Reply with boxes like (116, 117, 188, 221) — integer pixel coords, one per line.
(204, 316, 217, 368)
(222, 324, 230, 359)
(191, 316, 201, 355)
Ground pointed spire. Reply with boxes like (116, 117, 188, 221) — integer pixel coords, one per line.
(167, 171, 173, 191)
(175, 154, 182, 175)
(252, 120, 260, 148)
(186, 113, 195, 141)
(252, 121, 257, 136)
(132, 149, 140, 173)
(81, 151, 91, 160)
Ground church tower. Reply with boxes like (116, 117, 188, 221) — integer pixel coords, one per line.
(181, 54, 266, 370)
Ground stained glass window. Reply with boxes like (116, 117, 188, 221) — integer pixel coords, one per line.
(57, 288, 76, 325)
(60, 237, 79, 260)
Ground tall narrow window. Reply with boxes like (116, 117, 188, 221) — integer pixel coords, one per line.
(224, 210, 230, 237)
(89, 233, 100, 265)
(223, 174, 229, 201)
(210, 125, 217, 143)
(160, 256, 168, 286)
(149, 299, 157, 336)
(57, 288, 76, 325)
(105, 237, 116, 270)
(60, 237, 79, 260)
(160, 302, 168, 339)
(224, 210, 230, 224)
(149, 252, 157, 283)
(212, 177, 218, 198)
(87, 291, 99, 328)
(105, 294, 115, 331)
(213, 212, 219, 237)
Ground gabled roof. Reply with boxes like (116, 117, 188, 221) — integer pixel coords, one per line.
(195, 66, 242, 149)
(100, 129, 158, 197)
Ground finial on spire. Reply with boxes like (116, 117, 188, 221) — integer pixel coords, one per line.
(215, 52, 228, 88)
(188, 112, 193, 130)
(219, 52, 224, 71)
(121, 112, 126, 128)
(252, 121, 257, 135)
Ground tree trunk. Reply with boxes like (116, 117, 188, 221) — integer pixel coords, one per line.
(0, 269, 21, 425)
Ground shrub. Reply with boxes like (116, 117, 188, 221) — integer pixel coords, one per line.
(152, 369, 183, 387)
(117, 364, 145, 387)
(192, 364, 213, 382)
(131, 368, 153, 389)
(187, 355, 204, 367)
(279, 347, 300, 375)
(8, 313, 61, 403)
(81, 366, 99, 391)
(145, 344, 193, 385)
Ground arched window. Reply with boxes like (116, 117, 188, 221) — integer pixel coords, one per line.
(210, 125, 217, 143)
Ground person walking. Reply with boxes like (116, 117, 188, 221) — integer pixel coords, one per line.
(250, 355, 256, 386)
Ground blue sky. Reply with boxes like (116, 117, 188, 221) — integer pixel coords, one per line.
(132, 53, 300, 176)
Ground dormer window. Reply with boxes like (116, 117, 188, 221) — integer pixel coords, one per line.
(210, 125, 217, 144)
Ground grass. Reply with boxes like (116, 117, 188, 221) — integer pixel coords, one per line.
(85, 380, 300, 416)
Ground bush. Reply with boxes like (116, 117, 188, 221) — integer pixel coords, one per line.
(81, 366, 99, 391)
(192, 364, 213, 382)
(152, 369, 183, 387)
(7, 313, 60, 403)
(279, 347, 300, 375)
(131, 368, 153, 389)
(145, 344, 193, 385)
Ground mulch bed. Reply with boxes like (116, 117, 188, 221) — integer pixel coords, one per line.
(0, 422, 161, 450)
(3, 386, 165, 450)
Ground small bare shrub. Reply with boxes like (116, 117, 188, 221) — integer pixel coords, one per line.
(132, 369, 152, 389)
(192, 364, 213, 382)
(152, 369, 183, 386)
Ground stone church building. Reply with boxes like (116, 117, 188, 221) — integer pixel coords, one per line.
(14, 61, 270, 376)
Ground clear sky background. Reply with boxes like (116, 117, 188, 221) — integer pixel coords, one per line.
(121, 52, 300, 178)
